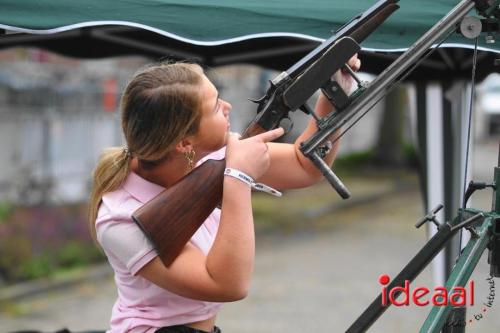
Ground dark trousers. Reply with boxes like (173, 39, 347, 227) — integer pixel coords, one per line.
(156, 325, 221, 333)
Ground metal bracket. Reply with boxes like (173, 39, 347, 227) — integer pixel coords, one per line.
(321, 80, 350, 111)
(415, 204, 444, 229)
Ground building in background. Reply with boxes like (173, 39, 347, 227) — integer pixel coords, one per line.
(0, 49, 147, 205)
(0, 48, 434, 206)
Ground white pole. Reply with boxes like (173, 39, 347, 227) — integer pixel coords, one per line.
(426, 83, 446, 286)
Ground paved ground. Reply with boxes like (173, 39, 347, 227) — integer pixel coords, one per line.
(2, 139, 500, 333)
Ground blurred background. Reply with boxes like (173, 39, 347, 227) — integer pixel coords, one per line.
(0, 48, 499, 332)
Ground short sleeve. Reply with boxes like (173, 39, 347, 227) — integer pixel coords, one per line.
(97, 219, 157, 275)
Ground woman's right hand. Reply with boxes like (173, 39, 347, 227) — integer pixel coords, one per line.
(225, 128, 284, 180)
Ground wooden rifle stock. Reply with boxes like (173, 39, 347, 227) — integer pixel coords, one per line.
(132, 124, 266, 266)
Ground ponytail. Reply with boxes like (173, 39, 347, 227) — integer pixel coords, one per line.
(88, 147, 131, 243)
(88, 61, 204, 244)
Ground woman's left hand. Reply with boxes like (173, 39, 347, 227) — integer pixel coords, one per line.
(333, 53, 361, 93)
(345, 53, 361, 72)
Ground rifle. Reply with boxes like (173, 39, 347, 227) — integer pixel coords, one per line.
(132, 0, 400, 267)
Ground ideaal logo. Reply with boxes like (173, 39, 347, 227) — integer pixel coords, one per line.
(379, 274, 495, 327)
(379, 274, 475, 307)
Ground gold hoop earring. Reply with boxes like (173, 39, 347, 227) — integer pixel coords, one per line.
(184, 150, 195, 170)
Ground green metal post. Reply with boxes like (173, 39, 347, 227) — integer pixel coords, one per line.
(492, 166, 500, 214)
(419, 216, 492, 333)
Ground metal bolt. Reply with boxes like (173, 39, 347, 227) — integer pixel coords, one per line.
(331, 86, 338, 92)
(466, 226, 479, 238)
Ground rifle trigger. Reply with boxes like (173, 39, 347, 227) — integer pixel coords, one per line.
(278, 116, 293, 135)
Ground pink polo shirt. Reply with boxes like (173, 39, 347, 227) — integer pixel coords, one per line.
(96, 149, 225, 333)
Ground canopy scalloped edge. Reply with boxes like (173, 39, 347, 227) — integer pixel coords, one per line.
(1, 20, 499, 55)
(0, 21, 324, 45)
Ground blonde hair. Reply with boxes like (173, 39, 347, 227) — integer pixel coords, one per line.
(88, 62, 204, 242)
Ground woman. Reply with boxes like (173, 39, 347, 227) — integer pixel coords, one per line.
(89, 58, 360, 333)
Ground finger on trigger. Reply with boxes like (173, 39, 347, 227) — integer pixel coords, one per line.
(270, 127, 285, 140)
(260, 127, 285, 142)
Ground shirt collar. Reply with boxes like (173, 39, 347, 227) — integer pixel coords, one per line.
(122, 171, 165, 204)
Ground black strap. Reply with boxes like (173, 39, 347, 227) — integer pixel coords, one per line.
(156, 325, 221, 333)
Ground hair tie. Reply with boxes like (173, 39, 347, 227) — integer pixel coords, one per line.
(123, 146, 132, 158)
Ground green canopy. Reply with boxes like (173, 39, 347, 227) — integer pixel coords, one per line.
(0, 0, 498, 80)
(0, 0, 487, 48)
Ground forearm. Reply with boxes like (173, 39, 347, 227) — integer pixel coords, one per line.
(293, 92, 340, 179)
(205, 177, 254, 297)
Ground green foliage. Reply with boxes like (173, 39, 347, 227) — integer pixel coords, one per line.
(0, 237, 33, 281)
(0, 204, 104, 285)
(56, 241, 103, 268)
(333, 144, 418, 176)
(19, 254, 55, 280)
(403, 142, 419, 168)
(0, 202, 13, 222)
(333, 150, 375, 176)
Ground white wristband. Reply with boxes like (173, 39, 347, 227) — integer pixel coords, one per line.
(224, 168, 282, 197)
